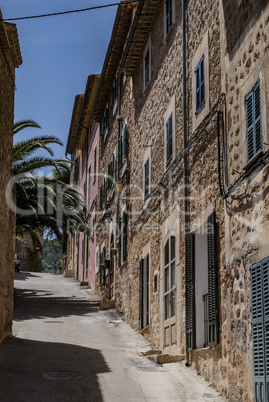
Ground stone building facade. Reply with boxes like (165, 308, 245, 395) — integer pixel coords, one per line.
(0, 13, 22, 342)
(65, 1, 269, 400)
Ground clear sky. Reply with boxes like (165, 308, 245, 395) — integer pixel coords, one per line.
(1, 1, 117, 159)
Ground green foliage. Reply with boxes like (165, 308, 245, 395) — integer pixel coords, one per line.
(42, 238, 63, 274)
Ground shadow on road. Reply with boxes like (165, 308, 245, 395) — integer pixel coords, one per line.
(0, 336, 109, 401)
(14, 288, 101, 322)
(14, 271, 41, 281)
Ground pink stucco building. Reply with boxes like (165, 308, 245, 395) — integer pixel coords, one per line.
(65, 75, 100, 289)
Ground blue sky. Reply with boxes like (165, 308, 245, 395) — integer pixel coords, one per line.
(1, 1, 117, 159)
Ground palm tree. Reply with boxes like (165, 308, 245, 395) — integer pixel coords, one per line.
(13, 120, 89, 252)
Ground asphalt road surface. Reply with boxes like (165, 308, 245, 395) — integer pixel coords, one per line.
(0, 272, 228, 401)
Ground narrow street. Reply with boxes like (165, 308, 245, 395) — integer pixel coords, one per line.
(0, 273, 227, 401)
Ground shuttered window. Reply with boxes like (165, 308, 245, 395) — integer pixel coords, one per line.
(88, 166, 91, 206)
(123, 124, 128, 159)
(207, 211, 218, 346)
(166, 113, 173, 164)
(196, 56, 205, 114)
(123, 210, 127, 262)
(94, 148, 97, 181)
(118, 135, 122, 173)
(251, 257, 269, 401)
(108, 161, 113, 190)
(246, 82, 262, 162)
(118, 218, 122, 267)
(185, 232, 195, 351)
(144, 49, 150, 87)
(185, 212, 218, 351)
(103, 177, 106, 207)
(144, 158, 149, 197)
(166, 0, 173, 35)
(139, 255, 149, 330)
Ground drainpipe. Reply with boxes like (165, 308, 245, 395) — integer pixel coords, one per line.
(182, 0, 189, 366)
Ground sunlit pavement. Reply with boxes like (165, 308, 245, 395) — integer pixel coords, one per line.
(0, 272, 228, 401)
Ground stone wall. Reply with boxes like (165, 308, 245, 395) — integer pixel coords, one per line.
(0, 17, 22, 342)
(219, 2, 269, 400)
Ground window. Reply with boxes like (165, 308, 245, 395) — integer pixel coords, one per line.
(143, 36, 151, 90)
(107, 161, 113, 191)
(118, 208, 127, 266)
(165, 0, 173, 36)
(73, 157, 80, 185)
(94, 147, 97, 182)
(196, 56, 205, 114)
(166, 113, 173, 164)
(123, 124, 128, 160)
(110, 78, 118, 108)
(118, 134, 122, 174)
(101, 106, 109, 136)
(250, 257, 269, 401)
(88, 165, 91, 206)
(246, 82, 262, 162)
(154, 273, 158, 293)
(139, 254, 149, 329)
(144, 49, 150, 87)
(99, 245, 106, 285)
(164, 236, 176, 321)
(144, 158, 150, 198)
(185, 212, 218, 351)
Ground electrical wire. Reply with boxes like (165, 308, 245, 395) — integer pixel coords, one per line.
(0, 1, 137, 22)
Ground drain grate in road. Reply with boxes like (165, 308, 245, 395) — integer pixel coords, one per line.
(43, 372, 82, 380)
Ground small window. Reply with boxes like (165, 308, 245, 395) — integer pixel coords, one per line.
(94, 148, 97, 182)
(88, 165, 91, 205)
(154, 274, 158, 293)
(246, 82, 262, 162)
(166, 113, 173, 164)
(101, 106, 109, 136)
(166, 0, 173, 35)
(196, 56, 205, 114)
(144, 49, 150, 87)
(144, 158, 150, 198)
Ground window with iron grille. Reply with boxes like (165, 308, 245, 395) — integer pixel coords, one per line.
(144, 158, 149, 197)
(166, 113, 173, 164)
(246, 82, 262, 162)
(196, 56, 205, 114)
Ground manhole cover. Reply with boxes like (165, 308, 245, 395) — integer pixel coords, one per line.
(43, 372, 82, 379)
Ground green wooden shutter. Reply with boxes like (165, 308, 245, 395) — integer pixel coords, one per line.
(254, 83, 262, 155)
(108, 161, 113, 190)
(118, 218, 122, 267)
(166, 114, 173, 163)
(103, 246, 106, 282)
(246, 91, 254, 161)
(123, 210, 127, 262)
(207, 211, 218, 346)
(123, 124, 128, 159)
(88, 166, 91, 206)
(146, 254, 149, 326)
(185, 232, 195, 351)
(251, 258, 269, 401)
(118, 135, 122, 171)
(139, 259, 144, 330)
(99, 250, 102, 285)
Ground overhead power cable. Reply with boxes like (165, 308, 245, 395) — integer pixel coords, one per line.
(0, 1, 137, 21)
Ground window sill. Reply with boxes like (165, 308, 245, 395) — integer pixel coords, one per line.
(243, 150, 263, 171)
